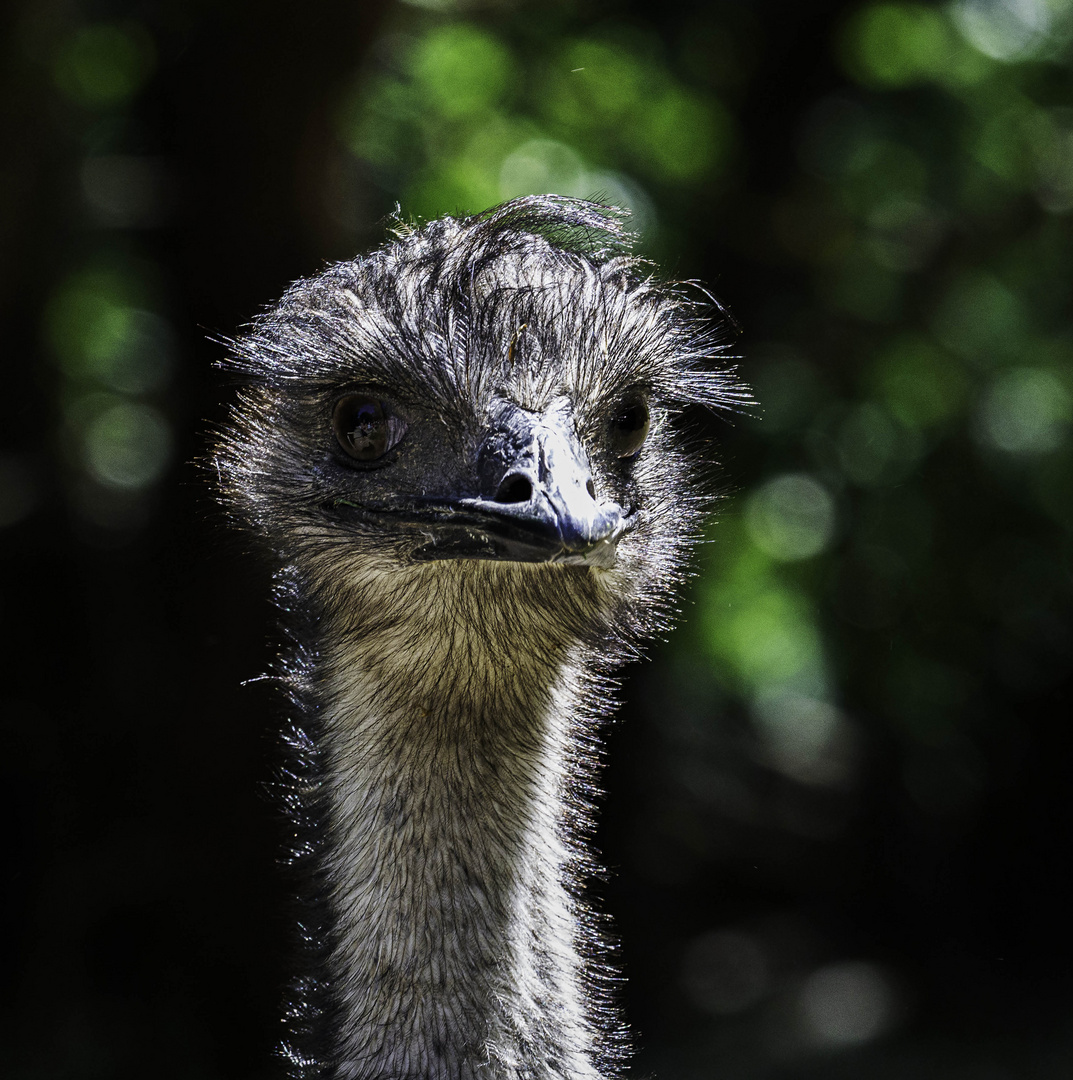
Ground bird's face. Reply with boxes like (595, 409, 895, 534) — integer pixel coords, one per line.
(216, 199, 742, 641)
(314, 382, 651, 568)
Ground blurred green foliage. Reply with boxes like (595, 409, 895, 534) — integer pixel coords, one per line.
(52, 21, 155, 108)
(44, 259, 175, 517)
(336, 14, 732, 237)
(332, 0, 1073, 791)
(8, 0, 1071, 1072)
(37, 10, 176, 529)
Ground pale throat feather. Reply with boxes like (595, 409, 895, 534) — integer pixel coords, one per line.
(315, 561, 606, 1079)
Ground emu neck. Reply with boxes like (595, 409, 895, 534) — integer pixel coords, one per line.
(309, 564, 607, 1080)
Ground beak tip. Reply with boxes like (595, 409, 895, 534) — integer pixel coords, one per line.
(554, 505, 625, 553)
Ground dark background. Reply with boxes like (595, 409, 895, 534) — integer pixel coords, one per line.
(2, 0, 1071, 1076)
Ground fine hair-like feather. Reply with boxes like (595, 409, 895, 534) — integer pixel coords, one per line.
(214, 195, 744, 1079)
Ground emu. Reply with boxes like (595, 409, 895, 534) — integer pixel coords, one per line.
(214, 196, 742, 1079)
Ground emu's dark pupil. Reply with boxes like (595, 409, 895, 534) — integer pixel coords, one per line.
(611, 399, 650, 459)
(334, 396, 389, 460)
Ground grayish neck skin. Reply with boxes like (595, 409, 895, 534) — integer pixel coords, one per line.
(315, 563, 609, 1080)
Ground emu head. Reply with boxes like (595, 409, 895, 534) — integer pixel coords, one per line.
(214, 197, 741, 658)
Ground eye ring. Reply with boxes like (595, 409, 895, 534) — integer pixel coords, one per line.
(609, 393, 651, 459)
(332, 394, 407, 462)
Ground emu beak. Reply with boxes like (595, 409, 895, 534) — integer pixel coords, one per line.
(411, 400, 629, 566)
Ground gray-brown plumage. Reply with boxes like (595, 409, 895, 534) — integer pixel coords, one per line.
(214, 196, 743, 1079)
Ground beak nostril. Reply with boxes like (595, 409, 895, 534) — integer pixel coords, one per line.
(494, 474, 533, 504)
(586, 479, 596, 500)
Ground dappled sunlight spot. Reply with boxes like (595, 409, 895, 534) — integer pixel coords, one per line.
(975, 367, 1071, 453)
(972, 101, 1054, 189)
(46, 271, 174, 395)
(406, 23, 511, 119)
(930, 271, 1027, 362)
(332, 22, 524, 219)
(844, 3, 953, 84)
(729, 600, 823, 686)
(411, 157, 504, 220)
(498, 139, 656, 235)
(704, 577, 829, 697)
(744, 474, 836, 561)
(551, 38, 648, 128)
(634, 89, 729, 181)
(460, 115, 538, 169)
(52, 23, 154, 108)
(871, 334, 968, 428)
(697, 531, 831, 698)
(333, 18, 725, 239)
(951, 0, 1054, 61)
(499, 139, 588, 199)
(973, 104, 1030, 184)
(751, 694, 859, 787)
(797, 961, 900, 1047)
(547, 37, 731, 182)
(399, 0, 462, 10)
(839, 3, 989, 87)
(84, 402, 171, 491)
(680, 930, 769, 1015)
(420, 116, 539, 214)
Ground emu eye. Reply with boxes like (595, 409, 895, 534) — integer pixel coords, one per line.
(332, 394, 407, 462)
(610, 395, 651, 459)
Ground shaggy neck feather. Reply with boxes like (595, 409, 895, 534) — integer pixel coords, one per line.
(308, 564, 611, 1080)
